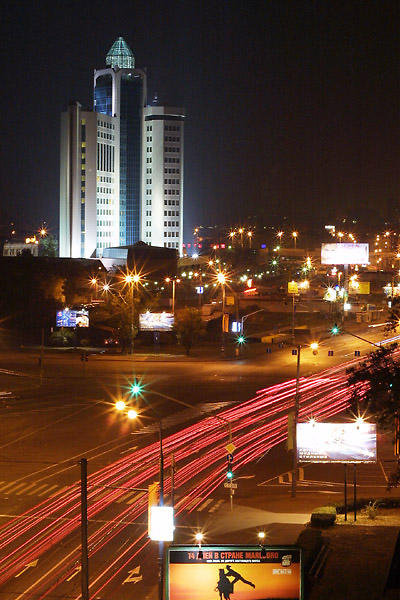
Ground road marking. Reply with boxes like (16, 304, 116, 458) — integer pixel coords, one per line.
(66, 566, 80, 581)
(37, 484, 58, 496)
(28, 484, 49, 495)
(209, 499, 225, 513)
(15, 559, 38, 578)
(3, 482, 28, 494)
(116, 490, 138, 504)
(0, 481, 19, 492)
(15, 483, 37, 495)
(126, 491, 145, 505)
(197, 498, 213, 511)
(123, 566, 142, 584)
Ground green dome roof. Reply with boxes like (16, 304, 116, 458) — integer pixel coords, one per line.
(106, 37, 135, 69)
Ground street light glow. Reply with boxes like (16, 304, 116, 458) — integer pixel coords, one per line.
(115, 400, 125, 411)
(310, 342, 319, 351)
(217, 272, 226, 285)
(127, 409, 138, 420)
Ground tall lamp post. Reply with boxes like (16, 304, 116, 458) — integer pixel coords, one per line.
(291, 342, 319, 498)
(165, 278, 180, 316)
(125, 273, 140, 354)
(121, 384, 193, 600)
(217, 271, 226, 353)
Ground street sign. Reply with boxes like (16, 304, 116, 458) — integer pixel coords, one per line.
(225, 442, 236, 454)
(224, 482, 238, 489)
(196, 286, 204, 294)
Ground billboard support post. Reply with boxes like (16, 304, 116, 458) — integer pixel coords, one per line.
(292, 344, 301, 498)
(344, 464, 347, 521)
(354, 464, 357, 522)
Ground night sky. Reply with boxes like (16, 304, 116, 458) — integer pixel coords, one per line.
(1, 1, 399, 240)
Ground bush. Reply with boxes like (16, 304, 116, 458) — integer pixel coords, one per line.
(310, 506, 336, 528)
(48, 328, 75, 347)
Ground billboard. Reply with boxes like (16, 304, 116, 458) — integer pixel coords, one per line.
(321, 243, 369, 265)
(297, 422, 377, 463)
(56, 309, 89, 328)
(139, 311, 174, 331)
(167, 545, 302, 600)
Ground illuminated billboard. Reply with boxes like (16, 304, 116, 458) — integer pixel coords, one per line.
(167, 545, 302, 600)
(56, 309, 89, 328)
(139, 311, 174, 331)
(297, 422, 377, 463)
(321, 243, 369, 265)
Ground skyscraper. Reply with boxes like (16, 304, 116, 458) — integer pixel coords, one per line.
(59, 102, 120, 258)
(59, 37, 184, 258)
(94, 37, 147, 246)
(141, 102, 185, 254)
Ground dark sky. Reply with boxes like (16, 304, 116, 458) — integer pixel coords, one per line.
(1, 0, 399, 240)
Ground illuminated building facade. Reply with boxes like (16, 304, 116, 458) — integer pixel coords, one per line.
(141, 103, 185, 253)
(59, 37, 184, 258)
(94, 37, 147, 246)
(59, 102, 120, 258)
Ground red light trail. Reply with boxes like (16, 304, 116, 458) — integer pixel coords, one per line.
(0, 357, 368, 597)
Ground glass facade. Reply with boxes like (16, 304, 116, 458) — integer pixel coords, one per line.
(120, 74, 142, 245)
(94, 75, 112, 116)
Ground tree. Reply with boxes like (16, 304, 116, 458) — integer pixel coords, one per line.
(174, 308, 206, 355)
(346, 343, 400, 429)
(347, 344, 400, 488)
(385, 298, 400, 335)
(40, 235, 58, 257)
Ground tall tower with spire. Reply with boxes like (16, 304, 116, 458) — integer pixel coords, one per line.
(94, 37, 147, 245)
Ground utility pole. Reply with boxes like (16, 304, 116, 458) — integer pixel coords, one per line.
(80, 458, 89, 600)
(291, 345, 301, 498)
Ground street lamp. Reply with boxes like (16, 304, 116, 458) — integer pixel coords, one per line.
(125, 273, 141, 353)
(247, 230, 253, 248)
(292, 231, 298, 249)
(165, 278, 180, 315)
(291, 342, 318, 498)
(90, 277, 99, 301)
(217, 271, 226, 353)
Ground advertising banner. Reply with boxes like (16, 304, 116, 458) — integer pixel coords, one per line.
(56, 309, 89, 328)
(288, 281, 299, 294)
(167, 545, 302, 600)
(139, 311, 174, 331)
(297, 422, 377, 463)
(321, 243, 369, 265)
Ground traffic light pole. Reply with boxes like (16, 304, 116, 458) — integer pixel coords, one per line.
(291, 345, 301, 498)
(80, 458, 89, 600)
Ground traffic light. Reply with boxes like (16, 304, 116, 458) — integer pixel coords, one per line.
(237, 335, 245, 344)
(130, 381, 142, 395)
(227, 453, 234, 479)
(331, 323, 340, 335)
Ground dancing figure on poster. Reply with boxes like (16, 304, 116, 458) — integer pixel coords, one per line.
(226, 564, 256, 589)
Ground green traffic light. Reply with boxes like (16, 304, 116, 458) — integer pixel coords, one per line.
(130, 382, 141, 395)
(331, 324, 339, 335)
(237, 336, 245, 344)
(227, 468, 233, 479)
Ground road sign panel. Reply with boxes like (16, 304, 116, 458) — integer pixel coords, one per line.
(223, 482, 238, 489)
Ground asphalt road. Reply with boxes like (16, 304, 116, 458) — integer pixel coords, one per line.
(0, 324, 398, 599)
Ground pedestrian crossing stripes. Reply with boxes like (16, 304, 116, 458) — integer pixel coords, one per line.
(0, 479, 226, 513)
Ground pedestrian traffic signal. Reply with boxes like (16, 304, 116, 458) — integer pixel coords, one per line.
(331, 323, 340, 335)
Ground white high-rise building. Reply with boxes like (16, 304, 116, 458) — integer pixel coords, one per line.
(59, 38, 185, 259)
(141, 104, 185, 254)
(59, 102, 120, 258)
